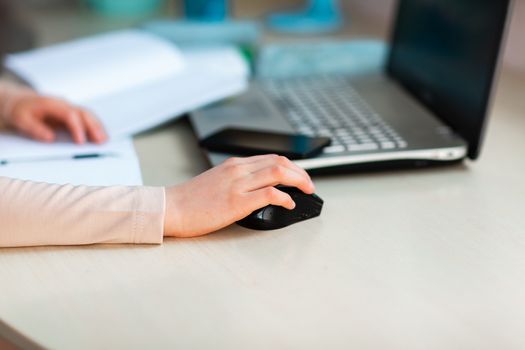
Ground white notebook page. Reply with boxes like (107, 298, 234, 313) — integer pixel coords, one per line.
(5, 29, 185, 103)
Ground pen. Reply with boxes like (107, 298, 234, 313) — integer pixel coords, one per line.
(0, 153, 117, 166)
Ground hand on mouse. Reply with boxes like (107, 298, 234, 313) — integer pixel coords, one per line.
(5, 94, 107, 144)
(163, 154, 315, 238)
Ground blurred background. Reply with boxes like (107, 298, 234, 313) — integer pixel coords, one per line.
(1, 0, 524, 73)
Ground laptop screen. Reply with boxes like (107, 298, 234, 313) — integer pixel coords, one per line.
(387, 0, 510, 159)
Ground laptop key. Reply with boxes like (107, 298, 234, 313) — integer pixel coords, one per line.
(323, 145, 346, 154)
(348, 144, 379, 151)
(380, 142, 396, 149)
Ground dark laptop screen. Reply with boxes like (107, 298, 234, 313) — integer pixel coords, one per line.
(387, 0, 510, 159)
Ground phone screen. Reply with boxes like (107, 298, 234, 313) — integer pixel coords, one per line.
(200, 128, 331, 160)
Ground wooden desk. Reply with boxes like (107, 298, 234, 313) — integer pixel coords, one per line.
(1, 5, 525, 350)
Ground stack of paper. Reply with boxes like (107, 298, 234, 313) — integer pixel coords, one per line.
(1, 29, 249, 186)
(6, 29, 249, 138)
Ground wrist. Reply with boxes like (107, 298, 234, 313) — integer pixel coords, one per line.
(163, 186, 184, 237)
(0, 85, 37, 126)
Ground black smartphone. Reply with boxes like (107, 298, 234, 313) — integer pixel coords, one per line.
(199, 128, 331, 160)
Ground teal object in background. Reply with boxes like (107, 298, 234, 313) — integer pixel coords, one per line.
(268, 0, 343, 34)
(183, 0, 229, 22)
(142, 20, 260, 47)
(257, 40, 388, 79)
(87, 0, 165, 16)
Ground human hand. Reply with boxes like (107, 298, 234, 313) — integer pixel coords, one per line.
(164, 155, 315, 238)
(7, 95, 107, 144)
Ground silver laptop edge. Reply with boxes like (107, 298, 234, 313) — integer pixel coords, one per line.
(191, 74, 468, 170)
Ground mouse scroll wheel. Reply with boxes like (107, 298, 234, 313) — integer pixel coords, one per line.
(261, 207, 276, 221)
(256, 210, 265, 220)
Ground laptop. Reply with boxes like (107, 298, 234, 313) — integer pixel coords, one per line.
(190, 0, 512, 173)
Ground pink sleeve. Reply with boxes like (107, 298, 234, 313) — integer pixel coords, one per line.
(0, 177, 165, 247)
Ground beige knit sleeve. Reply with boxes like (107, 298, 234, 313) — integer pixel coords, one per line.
(0, 177, 165, 247)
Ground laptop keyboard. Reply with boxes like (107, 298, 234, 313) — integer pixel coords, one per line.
(261, 76, 408, 154)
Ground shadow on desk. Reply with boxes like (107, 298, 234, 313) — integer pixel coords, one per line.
(309, 159, 469, 177)
(0, 319, 42, 350)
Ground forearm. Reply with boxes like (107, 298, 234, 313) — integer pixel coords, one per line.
(0, 177, 165, 247)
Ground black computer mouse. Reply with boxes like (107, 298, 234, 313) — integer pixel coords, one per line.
(237, 186, 324, 230)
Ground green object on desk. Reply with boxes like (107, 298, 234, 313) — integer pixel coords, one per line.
(142, 20, 261, 70)
(87, 0, 165, 16)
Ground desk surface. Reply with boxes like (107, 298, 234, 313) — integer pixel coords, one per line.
(1, 5, 525, 350)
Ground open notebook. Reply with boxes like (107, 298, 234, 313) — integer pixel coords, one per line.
(0, 134, 143, 186)
(5, 29, 249, 138)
